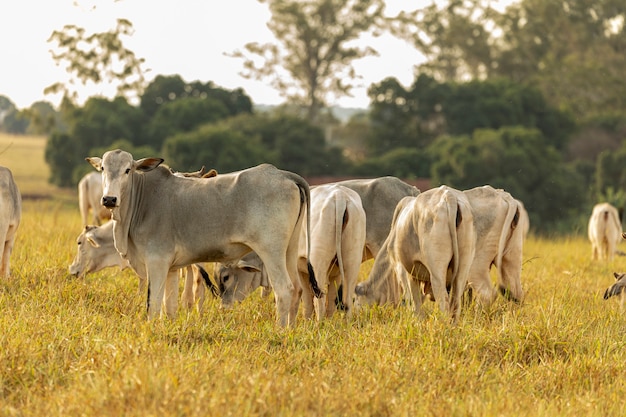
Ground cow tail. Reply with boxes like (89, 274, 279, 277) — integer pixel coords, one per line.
(335, 193, 347, 307)
(494, 198, 519, 287)
(446, 192, 460, 280)
(197, 264, 220, 297)
(295, 176, 322, 298)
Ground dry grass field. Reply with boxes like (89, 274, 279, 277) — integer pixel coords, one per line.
(0, 134, 625, 416)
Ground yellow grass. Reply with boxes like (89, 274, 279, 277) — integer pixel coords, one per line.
(0, 135, 625, 416)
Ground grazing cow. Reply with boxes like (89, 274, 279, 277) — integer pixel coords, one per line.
(68, 221, 218, 312)
(78, 171, 111, 226)
(297, 184, 366, 320)
(356, 186, 476, 323)
(216, 176, 419, 308)
(86, 149, 320, 326)
(333, 177, 420, 260)
(463, 186, 525, 306)
(69, 221, 130, 279)
(219, 185, 367, 320)
(0, 166, 21, 277)
(604, 272, 626, 310)
(217, 251, 272, 306)
(588, 202, 622, 261)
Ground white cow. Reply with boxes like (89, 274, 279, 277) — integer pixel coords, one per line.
(588, 202, 622, 261)
(356, 186, 476, 323)
(463, 186, 525, 306)
(356, 185, 525, 309)
(219, 185, 367, 320)
(68, 221, 218, 312)
(86, 149, 320, 326)
(78, 171, 111, 226)
(0, 166, 21, 277)
(215, 176, 419, 309)
(299, 185, 366, 320)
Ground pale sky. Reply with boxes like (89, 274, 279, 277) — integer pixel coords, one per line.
(0, 0, 513, 110)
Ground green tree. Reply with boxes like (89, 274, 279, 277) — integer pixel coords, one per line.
(428, 126, 586, 230)
(230, 0, 387, 123)
(145, 96, 230, 150)
(391, 0, 496, 81)
(162, 124, 270, 174)
(44, 96, 143, 187)
(46, 18, 147, 104)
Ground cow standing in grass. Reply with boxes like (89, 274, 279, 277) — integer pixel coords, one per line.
(78, 171, 111, 226)
(356, 186, 476, 323)
(87, 149, 320, 327)
(588, 202, 622, 261)
(0, 166, 21, 277)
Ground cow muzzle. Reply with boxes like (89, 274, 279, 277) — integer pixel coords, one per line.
(102, 196, 118, 208)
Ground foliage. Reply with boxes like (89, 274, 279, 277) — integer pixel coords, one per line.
(162, 123, 270, 173)
(139, 74, 253, 120)
(352, 147, 430, 178)
(428, 126, 587, 231)
(367, 75, 574, 155)
(230, 0, 387, 122)
(390, 0, 626, 120)
(46, 19, 147, 104)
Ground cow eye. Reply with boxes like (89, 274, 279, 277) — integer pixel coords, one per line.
(125, 168, 131, 174)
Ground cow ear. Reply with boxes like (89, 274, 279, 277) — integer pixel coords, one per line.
(86, 157, 102, 171)
(135, 157, 164, 172)
(236, 260, 261, 273)
(203, 169, 218, 178)
(86, 236, 101, 248)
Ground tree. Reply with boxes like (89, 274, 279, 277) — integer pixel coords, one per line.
(162, 124, 270, 174)
(428, 126, 586, 230)
(230, 0, 387, 123)
(46, 18, 147, 104)
(390, 0, 496, 81)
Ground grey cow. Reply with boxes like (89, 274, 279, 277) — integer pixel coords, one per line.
(86, 149, 320, 326)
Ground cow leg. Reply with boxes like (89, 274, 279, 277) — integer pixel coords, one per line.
(181, 266, 195, 309)
(429, 266, 451, 318)
(298, 267, 314, 319)
(145, 260, 170, 319)
(193, 266, 206, 313)
(1, 226, 16, 277)
(163, 269, 179, 318)
(258, 254, 296, 327)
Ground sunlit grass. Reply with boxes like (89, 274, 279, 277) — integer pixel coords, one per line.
(1, 135, 625, 415)
(1, 201, 625, 416)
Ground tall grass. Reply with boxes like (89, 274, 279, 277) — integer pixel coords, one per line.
(0, 135, 625, 416)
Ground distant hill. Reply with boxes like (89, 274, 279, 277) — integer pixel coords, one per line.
(254, 104, 368, 123)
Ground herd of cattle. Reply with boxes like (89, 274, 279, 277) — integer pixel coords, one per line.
(1, 149, 626, 326)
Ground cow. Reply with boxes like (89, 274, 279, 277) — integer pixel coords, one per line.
(296, 184, 366, 320)
(588, 202, 622, 261)
(217, 251, 272, 306)
(219, 185, 367, 320)
(215, 176, 419, 309)
(604, 272, 626, 310)
(356, 185, 525, 309)
(86, 149, 320, 326)
(0, 166, 21, 277)
(356, 186, 476, 323)
(78, 171, 111, 226)
(68, 220, 219, 312)
(462, 186, 525, 306)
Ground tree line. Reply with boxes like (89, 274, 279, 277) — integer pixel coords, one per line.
(2, 0, 626, 233)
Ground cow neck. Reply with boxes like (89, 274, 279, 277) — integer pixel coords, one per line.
(112, 171, 146, 259)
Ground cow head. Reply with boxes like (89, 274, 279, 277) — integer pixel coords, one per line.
(216, 255, 268, 309)
(69, 222, 130, 278)
(86, 149, 164, 209)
